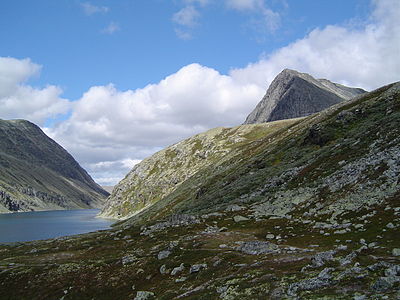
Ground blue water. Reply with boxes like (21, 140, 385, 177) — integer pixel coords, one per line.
(0, 209, 115, 243)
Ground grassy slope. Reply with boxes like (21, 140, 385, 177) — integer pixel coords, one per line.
(100, 120, 298, 219)
(0, 83, 399, 299)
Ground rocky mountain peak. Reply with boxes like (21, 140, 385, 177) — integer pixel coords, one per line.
(244, 69, 366, 124)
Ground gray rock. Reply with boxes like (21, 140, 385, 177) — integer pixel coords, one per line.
(134, 291, 155, 300)
(266, 234, 275, 239)
(367, 261, 393, 272)
(121, 254, 137, 266)
(287, 274, 334, 296)
(244, 69, 365, 124)
(225, 204, 245, 212)
(384, 265, 400, 277)
(171, 263, 185, 276)
(141, 214, 200, 236)
(233, 215, 249, 222)
(175, 276, 187, 282)
(310, 250, 336, 268)
(392, 248, 400, 256)
(236, 241, 279, 255)
(157, 250, 171, 260)
(372, 276, 400, 292)
(189, 263, 207, 274)
(339, 251, 357, 266)
(159, 264, 168, 275)
(386, 222, 395, 229)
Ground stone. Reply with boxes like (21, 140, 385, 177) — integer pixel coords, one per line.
(233, 215, 249, 222)
(236, 241, 279, 255)
(134, 291, 155, 300)
(372, 276, 399, 292)
(340, 251, 357, 266)
(175, 277, 187, 282)
(121, 254, 137, 266)
(384, 265, 400, 277)
(159, 264, 168, 275)
(386, 222, 395, 229)
(157, 250, 171, 260)
(354, 224, 363, 229)
(189, 264, 207, 274)
(310, 250, 336, 268)
(171, 263, 185, 276)
(225, 204, 245, 212)
(266, 234, 275, 239)
(392, 248, 400, 256)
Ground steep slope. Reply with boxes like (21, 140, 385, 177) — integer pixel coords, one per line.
(0, 82, 399, 300)
(127, 81, 399, 226)
(244, 69, 366, 124)
(100, 120, 299, 219)
(0, 119, 109, 212)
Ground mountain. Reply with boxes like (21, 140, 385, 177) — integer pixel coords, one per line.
(244, 69, 366, 124)
(0, 82, 399, 299)
(99, 120, 299, 219)
(0, 119, 108, 212)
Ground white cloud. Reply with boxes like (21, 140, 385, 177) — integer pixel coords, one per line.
(80, 2, 109, 15)
(101, 22, 120, 34)
(46, 64, 263, 185)
(225, 0, 264, 11)
(0, 57, 70, 125)
(230, 0, 400, 90)
(173, 6, 200, 27)
(225, 0, 281, 34)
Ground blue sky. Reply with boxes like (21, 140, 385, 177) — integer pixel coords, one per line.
(0, 0, 399, 185)
(1, 0, 370, 99)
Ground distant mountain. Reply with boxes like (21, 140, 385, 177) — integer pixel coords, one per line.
(244, 69, 366, 124)
(0, 119, 109, 213)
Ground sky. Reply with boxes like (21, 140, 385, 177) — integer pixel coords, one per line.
(0, 0, 399, 186)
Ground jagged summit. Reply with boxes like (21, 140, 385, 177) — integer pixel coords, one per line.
(244, 69, 366, 124)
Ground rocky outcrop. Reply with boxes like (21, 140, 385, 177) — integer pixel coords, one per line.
(244, 69, 366, 124)
(0, 119, 108, 212)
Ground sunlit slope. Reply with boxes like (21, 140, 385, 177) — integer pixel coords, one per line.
(100, 120, 299, 219)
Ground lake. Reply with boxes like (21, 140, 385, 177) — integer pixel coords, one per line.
(0, 209, 115, 244)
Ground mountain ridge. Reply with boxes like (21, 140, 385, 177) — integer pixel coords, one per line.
(0, 119, 109, 212)
(244, 69, 366, 124)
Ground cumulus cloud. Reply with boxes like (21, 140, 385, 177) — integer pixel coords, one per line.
(46, 64, 263, 184)
(230, 0, 400, 90)
(80, 2, 109, 15)
(101, 22, 120, 34)
(0, 57, 70, 125)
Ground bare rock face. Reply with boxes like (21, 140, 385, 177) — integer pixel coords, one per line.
(244, 69, 366, 124)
